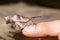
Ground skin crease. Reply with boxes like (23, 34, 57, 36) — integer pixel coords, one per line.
(22, 20, 60, 40)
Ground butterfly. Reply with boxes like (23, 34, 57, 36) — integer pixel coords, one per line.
(4, 14, 42, 32)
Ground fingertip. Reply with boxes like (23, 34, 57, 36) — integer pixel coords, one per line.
(22, 22, 48, 37)
(22, 25, 36, 37)
(22, 25, 42, 37)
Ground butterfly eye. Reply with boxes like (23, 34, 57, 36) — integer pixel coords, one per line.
(6, 19, 10, 24)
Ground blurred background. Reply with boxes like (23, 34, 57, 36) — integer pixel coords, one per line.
(0, 0, 60, 9)
(0, 0, 60, 40)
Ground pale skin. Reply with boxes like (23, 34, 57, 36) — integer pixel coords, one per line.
(22, 20, 60, 40)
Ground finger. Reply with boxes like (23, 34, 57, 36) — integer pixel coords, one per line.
(22, 22, 48, 37)
(22, 20, 60, 38)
